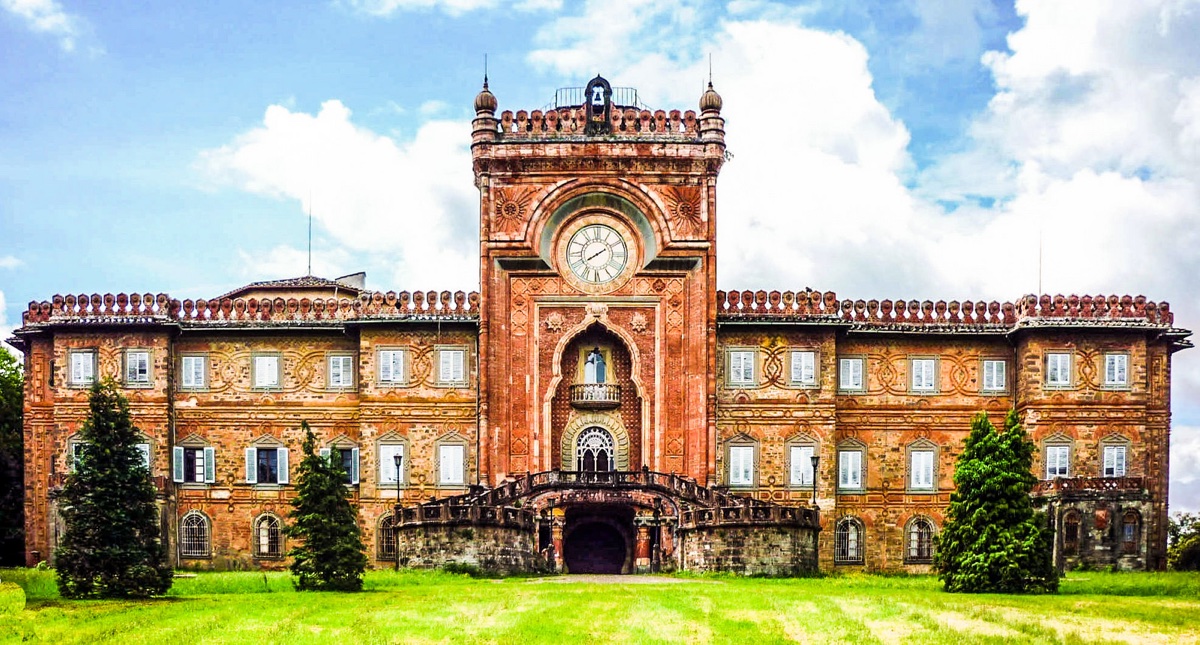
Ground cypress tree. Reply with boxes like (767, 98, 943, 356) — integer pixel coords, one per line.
(0, 350, 24, 566)
(936, 409, 1057, 593)
(286, 422, 367, 591)
(55, 380, 172, 598)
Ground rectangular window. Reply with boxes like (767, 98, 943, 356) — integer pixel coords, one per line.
(789, 351, 817, 387)
(1046, 445, 1070, 478)
(180, 355, 207, 389)
(439, 444, 465, 485)
(1104, 353, 1129, 387)
(910, 358, 937, 392)
(838, 449, 863, 490)
(728, 445, 754, 486)
(982, 359, 1007, 392)
(437, 348, 466, 385)
(378, 349, 406, 384)
(1045, 352, 1072, 387)
(253, 355, 281, 389)
(174, 446, 216, 484)
(320, 447, 360, 485)
(69, 442, 86, 472)
(125, 350, 151, 385)
(69, 350, 96, 386)
(378, 443, 405, 485)
(726, 350, 755, 386)
(1103, 444, 1127, 477)
(328, 355, 355, 388)
(245, 446, 288, 484)
(789, 445, 814, 487)
(838, 357, 864, 391)
(137, 442, 152, 471)
(910, 450, 934, 490)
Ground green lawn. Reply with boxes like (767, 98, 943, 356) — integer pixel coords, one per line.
(2, 569, 1199, 644)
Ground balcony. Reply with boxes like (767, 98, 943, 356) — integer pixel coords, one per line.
(1033, 476, 1145, 496)
(570, 383, 621, 410)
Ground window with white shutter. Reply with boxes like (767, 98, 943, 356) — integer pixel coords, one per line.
(1103, 444, 1127, 477)
(181, 355, 207, 389)
(1104, 353, 1129, 387)
(125, 350, 151, 385)
(790, 445, 815, 487)
(909, 450, 934, 490)
(838, 449, 863, 490)
(378, 350, 406, 384)
(727, 350, 756, 386)
(790, 351, 817, 387)
(69, 351, 96, 386)
(982, 359, 1006, 392)
(378, 443, 406, 485)
(253, 355, 281, 389)
(438, 444, 465, 485)
(136, 442, 152, 471)
(1045, 353, 1072, 387)
(728, 445, 755, 486)
(328, 354, 354, 388)
(910, 358, 937, 392)
(437, 348, 467, 385)
(839, 357, 864, 391)
(1046, 444, 1070, 478)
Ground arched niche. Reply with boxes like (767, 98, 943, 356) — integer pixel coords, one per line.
(536, 190, 661, 268)
(560, 411, 632, 471)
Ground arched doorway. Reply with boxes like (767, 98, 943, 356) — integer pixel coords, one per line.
(564, 521, 627, 574)
(576, 427, 615, 471)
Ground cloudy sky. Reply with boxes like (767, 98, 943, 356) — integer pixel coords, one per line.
(2, 0, 1198, 511)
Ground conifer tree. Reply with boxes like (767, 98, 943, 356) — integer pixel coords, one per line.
(936, 409, 1057, 593)
(0, 350, 24, 566)
(286, 422, 367, 591)
(55, 380, 172, 598)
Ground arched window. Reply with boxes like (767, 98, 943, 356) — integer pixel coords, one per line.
(377, 514, 397, 561)
(179, 511, 211, 559)
(254, 514, 283, 559)
(584, 347, 607, 384)
(835, 517, 864, 564)
(1063, 510, 1081, 556)
(1121, 510, 1140, 555)
(576, 427, 615, 472)
(905, 517, 935, 563)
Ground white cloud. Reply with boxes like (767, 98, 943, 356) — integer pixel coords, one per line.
(232, 245, 357, 286)
(1, 0, 85, 52)
(199, 99, 478, 290)
(0, 290, 18, 358)
(1170, 426, 1200, 513)
(339, 0, 556, 16)
(0, 255, 22, 269)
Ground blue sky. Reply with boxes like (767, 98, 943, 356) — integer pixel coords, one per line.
(2, 0, 1199, 511)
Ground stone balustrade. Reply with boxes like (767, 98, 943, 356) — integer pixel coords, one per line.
(495, 107, 700, 139)
(1033, 476, 1145, 495)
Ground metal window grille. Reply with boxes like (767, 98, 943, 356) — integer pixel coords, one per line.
(1063, 512, 1081, 556)
(378, 515, 397, 561)
(179, 513, 211, 558)
(835, 518, 863, 564)
(906, 519, 934, 563)
(1122, 511, 1139, 555)
(256, 515, 282, 558)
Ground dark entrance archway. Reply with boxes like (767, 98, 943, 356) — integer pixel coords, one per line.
(564, 521, 626, 574)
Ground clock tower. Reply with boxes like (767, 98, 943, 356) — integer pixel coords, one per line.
(471, 76, 726, 485)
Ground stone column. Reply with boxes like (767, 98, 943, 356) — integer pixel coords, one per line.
(634, 518, 652, 573)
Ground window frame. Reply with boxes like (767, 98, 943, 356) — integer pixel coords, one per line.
(725, 438, 758, 488)
(786, 438, 817, 489)
(725, 348, 757, 388)
(836, 441, 866, 493)
(435, 345, 469, 387)
(179, 511, 212, 559)
(377, 436, 410, 488)
(173, 444, 216, 485)
(377, 513, 398, 561)
(1101, 439, 1129, 478)
(908, 356, 939, 393)
(1121, 510, 1140, 555)
(253, 513, 284, 560)
(245, 441, 289, 486)
(376, 348, 409, 386)
(123, 348, 153, 388)
(67, 349, 97, 388)
(251, 352, 283, 391)
(436, 441, 467, 487)
(1062, 510, 1081, 556)
(834, 516, 865, 565)
(1044, 351, 1074, 389)
(1103, 352, 1131, 389)
(980, 358, 1008, 393)
(906, 441, 937, 493)
(904, 516, 936, 564)
(1044, 441, 1071, 479)
(326, 352, 356, 390)
(788, 349, 819, 388)
(837, 356, 866, 393)
(179, 353, 209, 390)
(319, 442, 360, 486)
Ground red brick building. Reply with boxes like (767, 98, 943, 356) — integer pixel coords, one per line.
(9, 76, 1192, 573)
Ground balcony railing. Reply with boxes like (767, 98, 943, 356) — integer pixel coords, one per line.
(1033, 476, 1144, 495)
(570, 383, 621, 409)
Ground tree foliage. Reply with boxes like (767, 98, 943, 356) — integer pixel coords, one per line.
(936, 410, 1057, 593)
(286, 422, 367, 591)
(1167, 512, 1200, 571)
(0, 349, 24, 566)
(55, 380, 172, 598)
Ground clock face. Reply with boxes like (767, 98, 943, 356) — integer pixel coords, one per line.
(565, 224, 629, 284)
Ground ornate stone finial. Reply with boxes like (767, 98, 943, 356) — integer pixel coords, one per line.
(699, 81, 722, 112)
(474, 76, 498, 113)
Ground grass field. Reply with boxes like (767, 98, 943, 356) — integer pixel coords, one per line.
(2, 568, 1199, 644)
